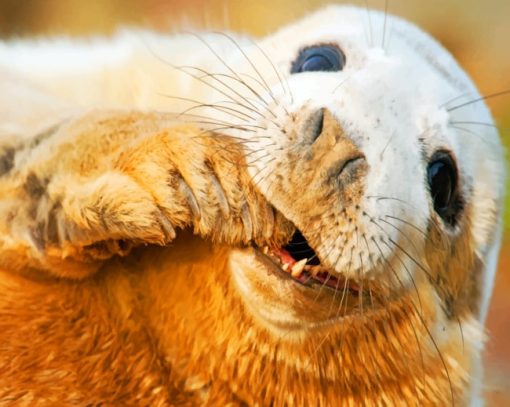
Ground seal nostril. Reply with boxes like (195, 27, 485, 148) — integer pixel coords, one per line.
(337, 156, 366, 185)
(307, 108, 325, 143)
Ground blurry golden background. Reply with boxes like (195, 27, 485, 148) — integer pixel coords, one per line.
(1, 0, 508, 404)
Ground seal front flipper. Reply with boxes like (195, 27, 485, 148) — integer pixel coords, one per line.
(0, 110, 286, 279)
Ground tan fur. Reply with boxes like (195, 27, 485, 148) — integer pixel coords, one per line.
(0, 111, 290, 276)
(0, 110, 484, 405)
(0, 233, 477, 406)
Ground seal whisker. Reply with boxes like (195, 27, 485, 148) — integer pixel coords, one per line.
(446, 89, 510, 112)
(366, 195, 417, 208)
(158, 94, 264, 122)
(379, 236, 424, 313)
(439, 92, 472, 109)
(378, 217, 425, 254)
(190, 132, 270, 143)
(384, 215, 429, 241)
(450, 125, 505, 149)
(450, 120, 507, 131)
(250, 162, 282, 198)
(367, 213, 446, 307)
(303, 272, 352, 375)
(382, 0, 389, 50)
(365, 213, 424, 306)
(364, 0, 374, 48)
(418, 309, 455, 406)
(211, 31, 279, 106)
(177, 101, 258, 122)
(382, 236, 451, 313)
(183, 32, 272, 107)
(147, 43, 269, 114)
(175, 65, 273, 115)
(371, 237, 427, 402)
(170, 114, 254, 129)
(325, 256, 349, 319)
(207, 141, 270, 169)
(196, 70, 273, 112)
(309, 232, 347, 305)
(169, 64, 264, 116)
(250, 39, 295, 107)
(189, 124, 256, 135)
(384, 214, 450, 252)
(331, 74, 353, 95)
(186, 120, 268, 131)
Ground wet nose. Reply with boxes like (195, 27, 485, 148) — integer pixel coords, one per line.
(305, 107, 366, 185)
(305, 107, 346, 144)
(307, 108, 325, 143)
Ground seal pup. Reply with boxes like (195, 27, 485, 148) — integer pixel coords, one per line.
(0, 5, 505, 405)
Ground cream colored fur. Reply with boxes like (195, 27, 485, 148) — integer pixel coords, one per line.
(0, 5, 505, 406)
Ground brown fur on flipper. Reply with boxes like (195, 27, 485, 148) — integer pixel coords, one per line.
(0, 110, 292, 278)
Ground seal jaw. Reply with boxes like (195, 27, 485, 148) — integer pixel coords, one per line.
(229, 218, 399, 336)
(259, 231, 360, 294)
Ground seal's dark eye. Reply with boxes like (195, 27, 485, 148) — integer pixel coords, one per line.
(291, 45, 345, 74)
(427, 151, 460, 226)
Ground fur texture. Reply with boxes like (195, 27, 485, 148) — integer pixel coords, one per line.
(0, 5, 505, 406)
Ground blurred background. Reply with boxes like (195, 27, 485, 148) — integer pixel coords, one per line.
(0, 0, 508, 404)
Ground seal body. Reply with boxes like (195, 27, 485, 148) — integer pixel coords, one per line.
(0, 6, 505, 406)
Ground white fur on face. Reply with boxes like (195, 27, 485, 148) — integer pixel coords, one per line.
(201, 5, 505, 322)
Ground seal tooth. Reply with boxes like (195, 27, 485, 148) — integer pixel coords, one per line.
(291, 259, 307, 277)
(262, 246, 269, 255)
(282, 263, 289, 272)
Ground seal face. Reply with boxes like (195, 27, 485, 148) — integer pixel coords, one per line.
(187, 6, 505, 401)
(0, 5, 504, 405)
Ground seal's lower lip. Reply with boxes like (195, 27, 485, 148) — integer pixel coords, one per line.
(255, 230, 360, 295)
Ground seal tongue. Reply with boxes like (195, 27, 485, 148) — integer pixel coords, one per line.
(273, 247, 297, 268)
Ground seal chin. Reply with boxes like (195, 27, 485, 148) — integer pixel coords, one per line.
(228, 229, 391, 338)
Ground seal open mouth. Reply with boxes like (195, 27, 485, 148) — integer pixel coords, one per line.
(258, 230, 360, 295)
(230, 226, 372, 331)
